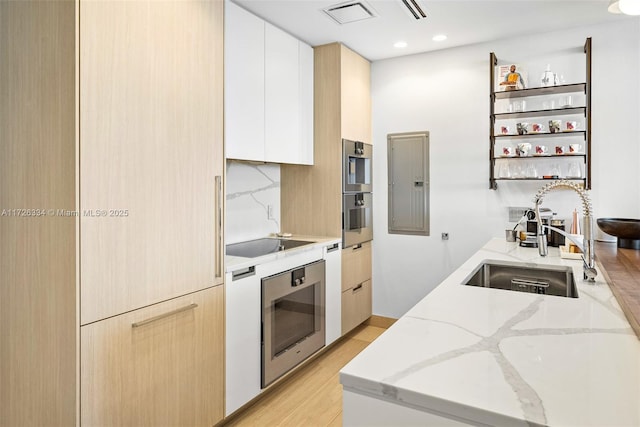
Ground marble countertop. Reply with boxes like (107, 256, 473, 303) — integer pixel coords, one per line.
(340, 238, 640, 426)
(225, 235, 341, 273)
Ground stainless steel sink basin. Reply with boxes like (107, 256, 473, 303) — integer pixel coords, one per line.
(462, 260, 578, 298)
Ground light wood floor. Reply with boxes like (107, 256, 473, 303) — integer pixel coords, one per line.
(222, 324, 388, 427)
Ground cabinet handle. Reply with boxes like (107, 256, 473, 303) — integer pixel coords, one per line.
(352, 243, 363, 251)
(131, 303, 198, 328)
(326, 243, 339, 253)
(353, 283, 364, 292)
(215, 175, 223, 280)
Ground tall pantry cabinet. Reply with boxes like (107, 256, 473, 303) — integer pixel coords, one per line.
(281, 43, 372, 336)
(0, 1, 225, 426)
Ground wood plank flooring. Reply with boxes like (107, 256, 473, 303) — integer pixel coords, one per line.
(222, 324, 387, 427)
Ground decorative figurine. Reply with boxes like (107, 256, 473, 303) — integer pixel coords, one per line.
(541, 64, 558, 87)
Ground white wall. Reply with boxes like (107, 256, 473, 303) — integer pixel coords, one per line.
(371, 19, 640, 318)
(226, 160, 281, 244)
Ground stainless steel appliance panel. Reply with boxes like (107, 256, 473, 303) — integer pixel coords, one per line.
(261, 260, 325, 387)
(343, 193, 373, 248)
(343, 139, 373, 193)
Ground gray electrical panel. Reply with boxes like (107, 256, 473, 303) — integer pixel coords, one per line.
(387, 131, 430, 236)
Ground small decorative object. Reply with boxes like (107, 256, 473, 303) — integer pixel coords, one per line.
(555, 145, 566, 154)
(535, 145, 548, 154)
(565, 121, 578, 131)
(549, 119, 561, 133)
(541, 64, 558, 87)
(497, 64, 527, 91)
(503, 146, 514, 156)
(516, 142, 531, 156)
(516, 122, 529, 135)
(500, 125, 510, 135)
(569, 143, 582, 153)
(531, 123, 545, 133)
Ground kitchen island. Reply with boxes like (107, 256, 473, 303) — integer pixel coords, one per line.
(340, 239, 640, 426)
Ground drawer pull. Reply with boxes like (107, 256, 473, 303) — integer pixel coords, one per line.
(353, 283, 364, 292)
(232, 266, 256, 281)
(131, 303, 198, 328)
(352, 243, 363, 250)
(327, 243, 340, 253)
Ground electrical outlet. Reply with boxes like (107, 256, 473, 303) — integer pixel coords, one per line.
(441, 232, 449, 240)
(267, 205, 273, 220)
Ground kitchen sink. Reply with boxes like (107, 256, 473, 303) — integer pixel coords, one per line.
(462, 260, 578, 298)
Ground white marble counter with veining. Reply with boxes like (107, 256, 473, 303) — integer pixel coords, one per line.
(225, 235, 341, 273)
(340, 238, 640, 426)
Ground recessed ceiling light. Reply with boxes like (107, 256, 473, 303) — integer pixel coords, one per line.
(432, 34, 447, 42)
(394, 41, 408, 48)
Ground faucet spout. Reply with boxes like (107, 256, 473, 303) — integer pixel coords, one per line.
(533, 180, 597, 282)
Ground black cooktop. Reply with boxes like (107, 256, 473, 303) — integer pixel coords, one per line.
(226, 238, 313, 258)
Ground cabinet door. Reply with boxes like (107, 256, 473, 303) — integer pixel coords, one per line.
(80, 0, 224, 324)
(225, 1, 265, 161)
(324, 243, 342, 345)
(225, 268, 261, 416)
(341, 242, 372, 292)
(81, 286, 224, 427)
(341, 45, 372, 143)
(341, 279, 372, 335)
(265, 23, 300, 164)
(298, 41, 314, 165)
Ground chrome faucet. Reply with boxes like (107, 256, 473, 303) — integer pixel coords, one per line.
(533, 180, 597, 281)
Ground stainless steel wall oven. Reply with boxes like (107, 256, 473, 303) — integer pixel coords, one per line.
(342, 193, 373, 248)
(342, 138, 373, 248)
(261, 260, 325, 387)
(343, 139, 372, 193)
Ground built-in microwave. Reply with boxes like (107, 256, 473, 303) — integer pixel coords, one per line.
(342, 193, 373, 248)
(343, 139, 372, 193)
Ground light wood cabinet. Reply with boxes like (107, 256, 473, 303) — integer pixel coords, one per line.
(225, 1, 313, 165)
(0, 2, 77, 425)
(1, 1, 225, 425)
(341, 46, 372, 143)
(81, 286, 224, 427)
(341, 243, 372, 334)
(282, 43, 372, 337)
(341, 280, 373, 335)
(80, 0, 224, 325)
(341, 242, 372, 292)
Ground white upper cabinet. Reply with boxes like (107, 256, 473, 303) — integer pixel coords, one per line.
(265, 23, 299, 164)
(225, 1, 264, 162)
(225, 1, 313, 165)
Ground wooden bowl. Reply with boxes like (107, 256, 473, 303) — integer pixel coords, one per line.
(596, 218, 640, 249)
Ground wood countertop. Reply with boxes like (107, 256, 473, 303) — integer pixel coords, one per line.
(595, 241, 640, 339)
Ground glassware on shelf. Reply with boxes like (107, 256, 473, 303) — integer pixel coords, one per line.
(525, 162, 538, 178)
(566, 160, 582, 178)
(511, 162, 524, 178)
(498, 161, 511, 178)
(549, 163, 561, 178)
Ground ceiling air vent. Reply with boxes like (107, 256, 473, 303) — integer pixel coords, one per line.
(323, 1, 377, 25)
(399, 0, 427, 20)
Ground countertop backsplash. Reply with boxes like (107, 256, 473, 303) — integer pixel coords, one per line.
(226, 160, 280, 244)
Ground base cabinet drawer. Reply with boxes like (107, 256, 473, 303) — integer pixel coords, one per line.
(341, 279, 372, 335)
(341, 242, 372, 292)
(81, 286, 224, 427)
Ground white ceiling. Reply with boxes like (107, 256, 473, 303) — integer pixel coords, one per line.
(232, 0, 630, 61)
